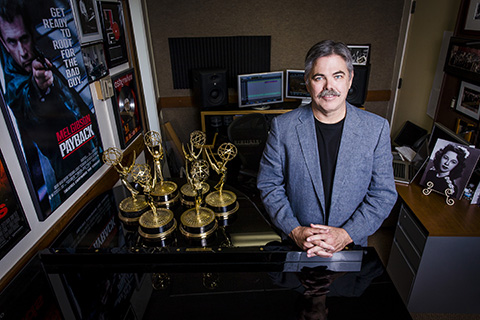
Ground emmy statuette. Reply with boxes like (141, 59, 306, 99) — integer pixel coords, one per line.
(180, 130, 210, 207)
(204, 142, 239, 219)
(102, 147, 148, 225)
(144, 131, 179, 208)
(132, 163, 177, 241)
(180, 159, 218, 239)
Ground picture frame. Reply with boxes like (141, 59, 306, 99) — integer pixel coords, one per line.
(70, 0, 103, 44)
(347, 44, 370, 66)
(0, 150, 30, 260)
(420, 138, 480, 200)
(111, 69, 143, 149)
(456, 81, 480, 120)
(471, 182, 480, 204)
(444, 37, 480, 84)
(98, 1, 129, 68)
(0, 0, 104, 220)
(464, 0, 480, 32)
(81, 42, 109, 82)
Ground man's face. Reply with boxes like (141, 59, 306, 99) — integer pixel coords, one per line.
(306, 54, 353, 120)
(0, 15, 35, 73)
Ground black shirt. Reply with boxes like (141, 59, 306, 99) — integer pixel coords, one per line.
(314, 118, 345, 224)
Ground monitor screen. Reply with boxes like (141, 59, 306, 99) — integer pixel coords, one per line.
(285, 70, 311, 106)
(237, 71, 284, 109)
(428, 122, 469, 152)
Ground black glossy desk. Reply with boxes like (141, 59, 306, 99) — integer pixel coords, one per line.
(2, 184, 412, 319)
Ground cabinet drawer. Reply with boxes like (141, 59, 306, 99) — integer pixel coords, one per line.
(394, 224, 421, 272)
(387, 241, 415, 304)
(398, 204, 427, 255)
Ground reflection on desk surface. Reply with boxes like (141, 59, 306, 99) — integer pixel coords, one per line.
(0, 183, 411, 320)
(34, 248, 410, 320)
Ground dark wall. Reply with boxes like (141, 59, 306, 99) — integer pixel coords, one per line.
(145, 0, 407, 142)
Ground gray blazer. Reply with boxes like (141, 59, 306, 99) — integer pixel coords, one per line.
(257, 103, 397, 246)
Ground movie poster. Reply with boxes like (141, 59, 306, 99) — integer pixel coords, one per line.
(0, 150, 30, 260)
(111, 68, 142, 148)
(0, 0, 103, 220)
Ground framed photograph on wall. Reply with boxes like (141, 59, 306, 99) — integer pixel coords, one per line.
(444, 37, 480, 84)
(71, 0, 103, 44)
(419, 138, 480, 200)
(347, 44, 370, 65)
(0, 150, 30, 260)
(111, 69, 143, 148)
(81, 42, 109, 82)
(464, 0, 480, 32)
(98, 1, 129, 68)
(456, 81, 480, 120)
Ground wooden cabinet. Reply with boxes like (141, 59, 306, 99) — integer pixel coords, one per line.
(387, 181, 480, 313)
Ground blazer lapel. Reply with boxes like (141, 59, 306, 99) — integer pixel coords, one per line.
(296, 107, 326, 213)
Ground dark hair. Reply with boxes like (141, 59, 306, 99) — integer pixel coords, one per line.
(304, 40, 353, 84)
(0, 0, 23, 22)
(0, 0, 32, 39)
(433, 143, 468, 180)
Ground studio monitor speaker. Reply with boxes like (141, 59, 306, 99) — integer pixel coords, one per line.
(347, 65, 370, 107)
(192, 68, 228, 108)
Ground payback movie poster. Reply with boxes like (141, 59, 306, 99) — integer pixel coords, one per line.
(0, 0, 103, 220)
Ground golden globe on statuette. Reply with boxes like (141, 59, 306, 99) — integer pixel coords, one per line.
(144, 130, 179, 209)
(180, 159, 217, 239)
(204, 142, 239, 220)
(102, 147, 148, 225)
(180, 130, 210, 207)
(132, 163, 177, 241)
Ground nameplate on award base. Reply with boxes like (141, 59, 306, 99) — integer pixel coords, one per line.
(138, 208, 177, 241)
(205, 190, 239, 219)
(118, 195, 149, 225)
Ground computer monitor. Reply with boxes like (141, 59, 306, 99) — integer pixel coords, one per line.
(428, 122, 469, 152)
(285, 69, 311, 106)
(237, 71, 284, 110)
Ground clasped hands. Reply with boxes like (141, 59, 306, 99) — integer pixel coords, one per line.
(289, 224, 353, 258)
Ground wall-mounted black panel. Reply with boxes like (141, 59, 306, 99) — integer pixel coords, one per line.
(169, 36, 271, 89)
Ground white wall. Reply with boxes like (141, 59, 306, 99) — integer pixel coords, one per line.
(391, 0, 461, 136)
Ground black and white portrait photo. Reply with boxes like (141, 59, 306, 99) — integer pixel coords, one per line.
(420, 138, 480, 199)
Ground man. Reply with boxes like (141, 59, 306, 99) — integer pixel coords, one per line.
(0, 1, 101, 211)
(257, 40, 397, 258)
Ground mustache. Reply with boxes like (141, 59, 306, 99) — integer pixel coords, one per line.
(318, 89, 341, 98)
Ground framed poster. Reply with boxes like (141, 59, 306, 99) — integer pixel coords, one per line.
(81, 42, 109, 82)
(71, 0, 103, 43)
(111, 69, 143, 148)
(0, 150, 30, 260)
(0, 0, 104, 220)
(420, 138, 480, 200)
(348, 44, 370, 66)
(98, 1, 129, 68)
(456, 81, 480, 120)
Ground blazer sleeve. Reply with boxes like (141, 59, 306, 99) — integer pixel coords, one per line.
(341, 118, 398, 245)
(257, 117, 301, 237)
